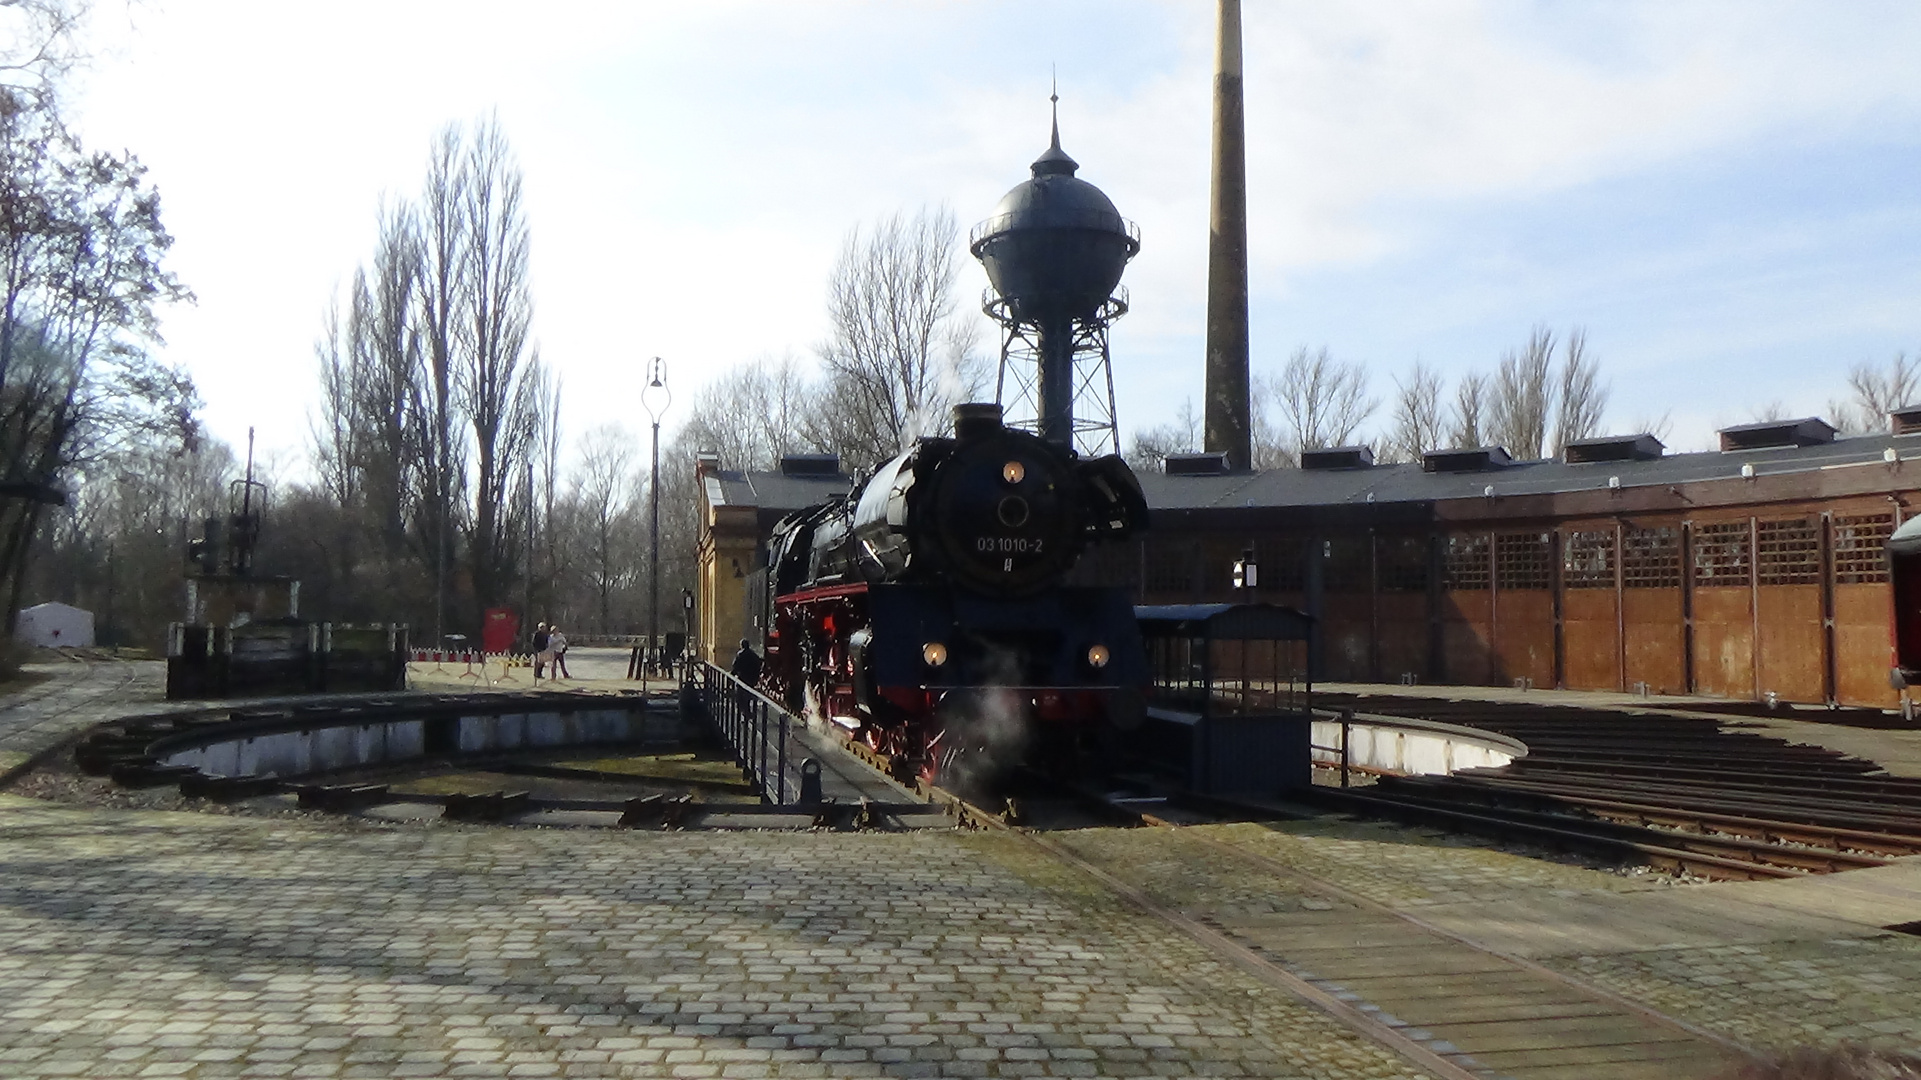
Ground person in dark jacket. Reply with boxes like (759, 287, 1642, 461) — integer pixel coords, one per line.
(731, 639, 762, 686)
(532, 622, 550, 679)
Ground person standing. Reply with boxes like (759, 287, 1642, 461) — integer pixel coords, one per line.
(550, 626, 572, 679)
(730, 638, 762, 711)
(532, 622, 550, 680)
(730, 638, 762, 687)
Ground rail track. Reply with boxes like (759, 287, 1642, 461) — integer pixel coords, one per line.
(915, 759, 1746, 1078)
(1310, 693, 1921, 881)
(0, 651, 153, 788)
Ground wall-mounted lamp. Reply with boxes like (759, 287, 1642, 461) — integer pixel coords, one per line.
(1607, 475, 1621, 491)
(1483, 484, 1495, 499)
(1740, 463, 1756, 480)
(1886, 447, 1901, 466)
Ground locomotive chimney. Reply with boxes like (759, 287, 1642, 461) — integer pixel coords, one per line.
(953, 402, 1006, 439)
(1204, 0, 1252, 471)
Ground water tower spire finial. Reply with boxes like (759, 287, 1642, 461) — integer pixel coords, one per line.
(1032, 71, 1077, 178)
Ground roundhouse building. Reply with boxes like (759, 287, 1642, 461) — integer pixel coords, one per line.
(696, 414, 1917, 708)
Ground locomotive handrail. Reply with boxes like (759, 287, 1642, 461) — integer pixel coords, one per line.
(693, 661, 796, 806)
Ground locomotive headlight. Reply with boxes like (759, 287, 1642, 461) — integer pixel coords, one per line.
(1086, 643, 1111, 670)
(922, 642, 949, 668)
(1001, 460, 1025, 485)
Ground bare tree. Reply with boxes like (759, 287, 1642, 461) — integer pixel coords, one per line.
(1832, 354, 1921, 434)
(312, 294, 358, 511)
(1257, 346, 1375, 466)
(1125, 398, 1201, 472)
(355, 199, 425, 553)
(1449, 372, 1488, 448)
(1489, 326, 1554, 459)
(681, 354, 819, 471)
(1552, 328, 1608, 456)
(566, 424, 640, 635)
(815, 206, 985, 470)
(416, 124, 465, 642)
(0, 0, 91, 99)
(457, 114, 539, 617)
(1385, 361, 1446, 463)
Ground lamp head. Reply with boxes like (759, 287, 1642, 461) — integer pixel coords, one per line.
(642, 356, 672, 421)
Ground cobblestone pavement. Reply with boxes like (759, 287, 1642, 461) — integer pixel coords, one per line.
(0, 797, 1434, 1079)
(0, 656, 166, 780)
(1555, 935, 1921, 1054)
(1181, 823, 1921, 1058)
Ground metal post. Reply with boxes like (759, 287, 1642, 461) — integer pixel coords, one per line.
(523, 459, 534, 652)
(777, 713, 788, 806)
(650, 415, 660, 679)
(642, 358, 672, 686)
(1340, 708, 1352, 788)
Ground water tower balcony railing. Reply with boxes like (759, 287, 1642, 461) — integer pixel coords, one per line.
(969, 211, 1141, 249)
(981, 287, 1128, 325)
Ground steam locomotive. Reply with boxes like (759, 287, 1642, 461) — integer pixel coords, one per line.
(756, 402, 1150, 784)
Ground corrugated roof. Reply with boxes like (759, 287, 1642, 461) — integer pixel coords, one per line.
(1138, 431, 1920, 511)
(706, 431, 1915, 517)
(704, 468, 853, 511)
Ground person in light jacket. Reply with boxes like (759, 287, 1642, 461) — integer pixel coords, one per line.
(549, 627, 571, 679)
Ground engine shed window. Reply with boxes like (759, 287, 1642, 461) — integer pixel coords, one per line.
(1377, 535, 1429, 592)
(1623, 526, 1681, 588)
(1143, 540, 1198, 595)
(1833, 514, 1892, 584)
(1563, 529, 1615, 588)
(1443, 534, 1491, 591)
(1692, 521, 1752, 587)
(1756, 518, 1820, 586)
(1496, 532, 1553, 591)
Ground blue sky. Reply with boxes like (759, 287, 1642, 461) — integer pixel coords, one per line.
(63, 1, 1921, 466)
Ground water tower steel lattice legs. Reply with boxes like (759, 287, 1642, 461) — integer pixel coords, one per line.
(986, 293, 1128, 459)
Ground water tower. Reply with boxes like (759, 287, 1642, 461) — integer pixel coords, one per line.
(971, 96, 1139, 456)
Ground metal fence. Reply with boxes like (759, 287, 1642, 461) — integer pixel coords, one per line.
(694, 661, 794, 805)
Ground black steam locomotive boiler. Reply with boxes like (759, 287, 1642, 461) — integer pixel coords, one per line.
(758, 402, 1149, 784)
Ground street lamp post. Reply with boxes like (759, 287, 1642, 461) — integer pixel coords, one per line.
(641, 357, 672, 684)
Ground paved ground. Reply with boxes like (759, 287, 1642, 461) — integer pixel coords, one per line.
(408, 648, 672, 697)
(0, 798, 1440, 1079)
(4, 663, 1921, 1076)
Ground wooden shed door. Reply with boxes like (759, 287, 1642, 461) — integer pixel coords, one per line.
(1755, 517, 1825, 703)
(1831, 513, 1896, 707)
(1494, 532, 1556, 688)
(1440, 534, 1495, 684)
(1622, 526, 1686, 695)
(1561, 528, 1621, 691)
(1690, 520, 1755, 698)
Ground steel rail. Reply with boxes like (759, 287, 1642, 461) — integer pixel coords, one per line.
(1307, 787, 1804, 880)
(1399, 774, 1921, 847)
(0, 653, 147, 790)
(1378, 778, 1917, 860)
